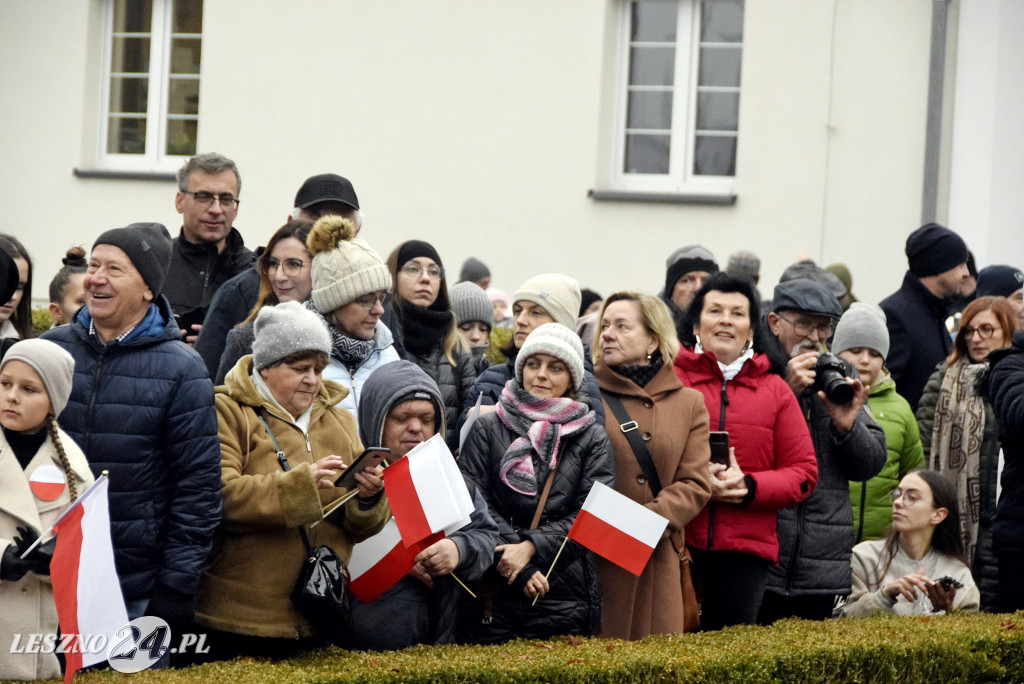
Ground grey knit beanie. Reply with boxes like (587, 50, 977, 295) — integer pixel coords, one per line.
(512, 273, 581, 331)
(450, 281, 493, 329)
(307, 215, 392, 314)
(252, 301, 332, 370)
(1, 339, 76, 417)
(831, 302, 889, 358)
(93, 222, 173, 296)
(665, 245, 719, 296)
(516, 323, 585, 392)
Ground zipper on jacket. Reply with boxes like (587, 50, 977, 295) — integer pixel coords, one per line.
(85, 351, 107, 455)
(855, 481, 867, 544)
(708, 378, 730, 551)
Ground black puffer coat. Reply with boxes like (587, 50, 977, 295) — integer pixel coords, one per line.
(457, 412, 615, 643)
(401, 346, 478, 451)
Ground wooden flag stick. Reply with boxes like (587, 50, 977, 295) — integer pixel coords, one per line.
(532, 535, 570, 606)
(311, 489, 359, 528)
(451, 572, 477, 598)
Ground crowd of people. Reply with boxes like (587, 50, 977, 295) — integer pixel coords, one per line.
(2, 151, 1023, 678)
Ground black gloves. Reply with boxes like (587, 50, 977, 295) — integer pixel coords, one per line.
(1, 526, 55, 581)
(145, 583, 197, 626)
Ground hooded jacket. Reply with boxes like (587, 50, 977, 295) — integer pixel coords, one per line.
(196, 355, 389, 638)
(346, 360, 498, 648)
(42, 297, 221, 602)
(850, 373, 924, 543)
(400, 345, 478, 453)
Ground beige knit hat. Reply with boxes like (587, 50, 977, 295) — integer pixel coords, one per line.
(307, 215, 392, 314)
(512, 273, 581, 331)
(1, 339, 76, 417)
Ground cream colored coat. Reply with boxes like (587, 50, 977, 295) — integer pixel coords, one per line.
(0, 428, 93, 681)
(196, 356, 390, 638)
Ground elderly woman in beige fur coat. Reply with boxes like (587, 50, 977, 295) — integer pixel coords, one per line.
(0, 340, 93, 681)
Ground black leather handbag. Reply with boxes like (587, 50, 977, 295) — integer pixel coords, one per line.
(257, 411, 352, 638)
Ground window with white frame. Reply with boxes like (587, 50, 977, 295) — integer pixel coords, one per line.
(611, 0, 743, 195)
(98, 0, 203, 171)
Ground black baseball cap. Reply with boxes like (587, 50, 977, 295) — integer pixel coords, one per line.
(294, 173, 359, 211)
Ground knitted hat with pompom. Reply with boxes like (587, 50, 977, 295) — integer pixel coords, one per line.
(307, 215, 391, 314)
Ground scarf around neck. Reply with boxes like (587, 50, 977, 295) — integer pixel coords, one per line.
(303, 300, 375, 368)
(399, 300, 453, 356)
(610, 355, 664, 389)
(495, 379, 595, 496)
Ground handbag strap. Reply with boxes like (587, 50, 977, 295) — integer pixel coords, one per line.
(604, 392, 663, 497)
(530, 456, 560, 530)
(256, 410, 316, 557)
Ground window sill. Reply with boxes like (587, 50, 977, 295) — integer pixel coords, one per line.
(588, 189, 736, 205)
(73, 168, 176, 182)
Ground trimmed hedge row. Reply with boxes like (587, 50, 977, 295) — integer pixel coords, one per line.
(47, 612, 1024, 684)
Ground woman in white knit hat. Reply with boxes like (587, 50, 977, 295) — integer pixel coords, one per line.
(0, 339, 93, 681)
(457, 273, 607, 434)
(302, 215, 399, 414)
(195, 300, 389, 662)
(458, 323, 615, 644)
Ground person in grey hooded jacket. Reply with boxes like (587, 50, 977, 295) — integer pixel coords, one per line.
(345, 361, 498, 649)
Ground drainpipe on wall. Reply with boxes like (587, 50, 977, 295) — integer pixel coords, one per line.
(922, 0, 950, 224)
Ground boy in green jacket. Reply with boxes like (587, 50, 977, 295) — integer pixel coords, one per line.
(833, 303, 925, 542)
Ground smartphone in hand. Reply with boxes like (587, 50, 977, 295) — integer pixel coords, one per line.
(334, 447, 390, 489)
(709, 431, 730, 466)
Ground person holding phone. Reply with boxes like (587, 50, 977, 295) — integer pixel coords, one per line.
(673, 272, 818, 630)
(839, 470, 979, 616)
(194, 301, 389, 661)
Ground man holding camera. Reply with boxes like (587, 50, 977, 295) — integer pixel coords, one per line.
(758, 279, 887, 623)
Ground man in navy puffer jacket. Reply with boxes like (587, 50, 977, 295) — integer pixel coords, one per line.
(43, 223, 221, 636)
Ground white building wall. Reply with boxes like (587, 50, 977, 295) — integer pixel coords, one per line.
(1, 1, 945, 310)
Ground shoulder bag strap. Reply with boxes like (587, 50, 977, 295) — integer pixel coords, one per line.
(604, 392, 663, 497)
(529, 450, 562, 530)
(257, 410, 316, 556)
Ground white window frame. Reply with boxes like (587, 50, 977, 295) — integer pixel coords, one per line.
(609, 0, 740, 197)
(96, 0, 200, 172)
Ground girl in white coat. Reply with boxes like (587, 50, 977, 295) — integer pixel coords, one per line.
(0, 339, 93, 681)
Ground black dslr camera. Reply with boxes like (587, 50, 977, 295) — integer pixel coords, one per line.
(813, 353, 855, 405)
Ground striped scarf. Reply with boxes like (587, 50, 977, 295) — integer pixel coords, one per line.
(496, 379, 595, 496)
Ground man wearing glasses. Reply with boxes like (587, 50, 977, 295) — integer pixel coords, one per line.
(758, 279, 886, 625)
(166, 152, 254, 343)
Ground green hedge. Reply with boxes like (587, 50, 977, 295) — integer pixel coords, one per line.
(39, 612, 1024, 684)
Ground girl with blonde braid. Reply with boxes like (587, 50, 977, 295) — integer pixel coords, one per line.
(0, 339, 93, 681)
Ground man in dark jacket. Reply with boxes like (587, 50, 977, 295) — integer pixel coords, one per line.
(879, 223, 971, 411)
(165, 152, 253, 343)
(346, 360, 497, 649)
(987, 330, 1024, 612)
(659, 244, 719, 342)
(758, 280, 887, 623)
(42, 223, 222, 636)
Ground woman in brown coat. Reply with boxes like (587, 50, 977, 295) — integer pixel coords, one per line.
(593, 292, 712, 640)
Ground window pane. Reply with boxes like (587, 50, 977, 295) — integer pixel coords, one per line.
(111, 37, 150, 74)
(701, 0, 743, 42)
(168, 77, 199, 115)
(696, 91, 739, 130)
(631, 0, 678, 42)
(627, 90, 673, 130)
(112, 0, 153, 33)
(625, 134, 671, 174)
(166, 118, 198, 156)
(693, 135, 736, 176)
(109, 76, 149, 114)
(173, 0, 203, 33)
(170, 38, 201, 74)
(698, 47, 741, 87)
(630, 46, 675, 86)
(108, 117, 147, 154)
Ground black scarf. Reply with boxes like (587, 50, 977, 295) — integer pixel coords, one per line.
(610, 355, 664, 389)
(303, 301, 375, 368)
(399, 300, 453, 357)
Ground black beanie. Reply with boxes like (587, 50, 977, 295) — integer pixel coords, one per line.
(397, 240, 443, 269)
(93, 222, 173, 296)
(664, 245, 719, 297)
(905, 223, 968, 277)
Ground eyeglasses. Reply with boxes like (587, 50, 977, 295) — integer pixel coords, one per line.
(351, 290, 390, 310)
(776, 312, 833, 338)
(963, 324, 997, 340)
(182, 190, 240, 209)
(262, 258, 307, 277)
(889, 488, 932, 507)
(400, 262, 444, 281)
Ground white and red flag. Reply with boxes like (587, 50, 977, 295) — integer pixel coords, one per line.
(382, 434, 473, 547)
(48, 475, 129, 683)
(567, 481, 668, 576)
(348, 518, 444, 603)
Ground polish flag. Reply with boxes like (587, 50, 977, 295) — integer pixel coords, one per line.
(49, 476, 129, 683)
(567, 482, 668, 576)
(382, 434, 474, 547)
(348, 518, 443, 603)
